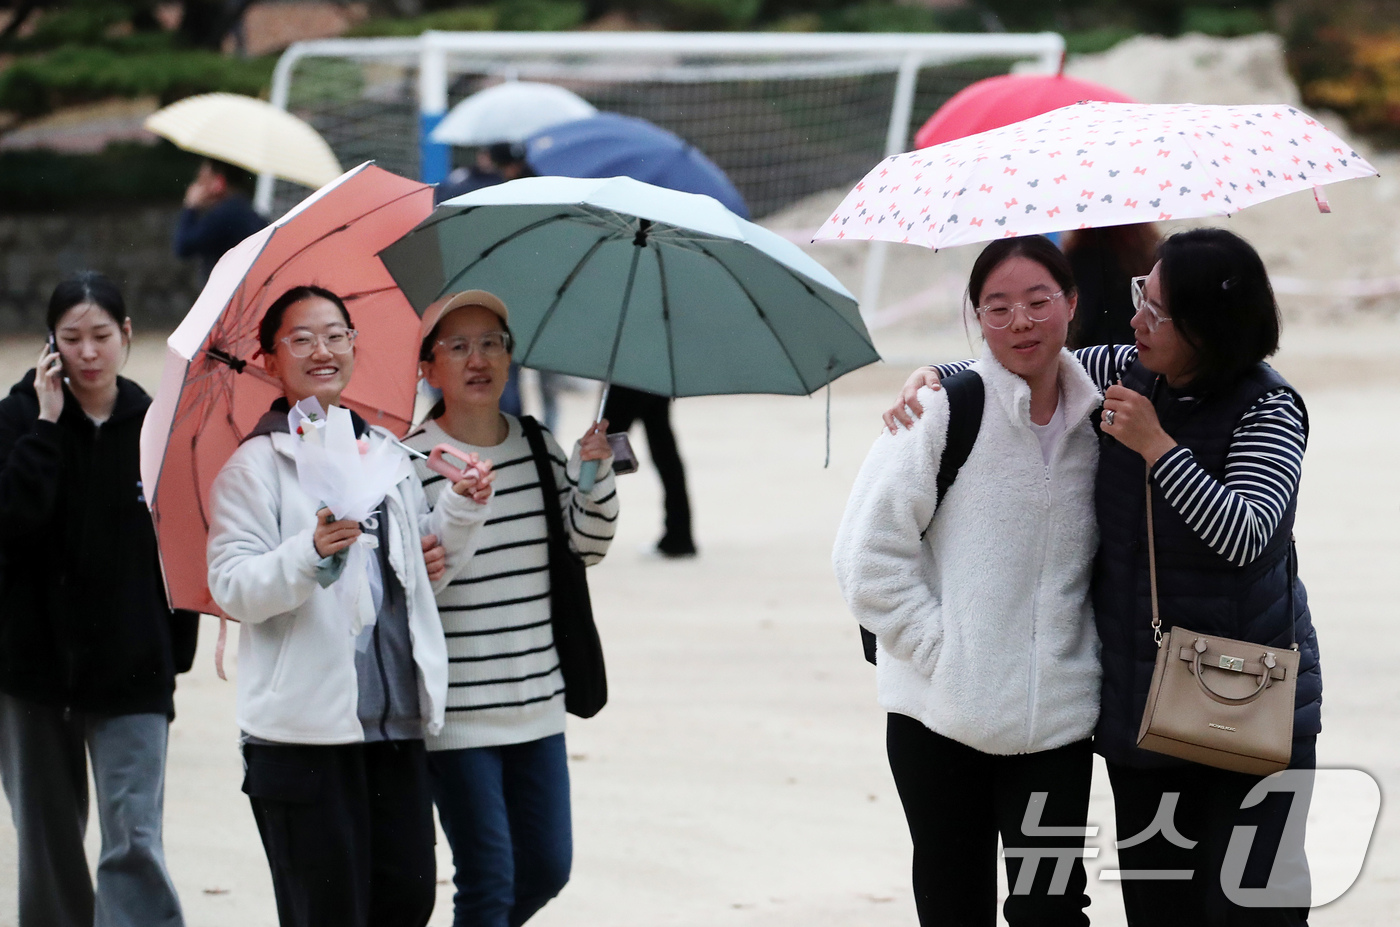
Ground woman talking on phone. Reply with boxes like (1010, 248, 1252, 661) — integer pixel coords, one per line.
(0, 271, 197, 927)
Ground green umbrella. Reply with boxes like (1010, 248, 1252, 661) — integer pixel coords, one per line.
(380, 175, 879, 488)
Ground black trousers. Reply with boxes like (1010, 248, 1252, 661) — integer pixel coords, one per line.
(885, 713, 1092, 927)
(603, 385, 692, 548)
(242, 739, 437, 927)
(1107, 737, 1315, 927)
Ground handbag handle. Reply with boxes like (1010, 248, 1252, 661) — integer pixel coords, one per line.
(1145, 467, 1164, 649)
(1191, 647, 1275, 705)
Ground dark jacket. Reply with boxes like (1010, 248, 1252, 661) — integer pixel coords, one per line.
(1066, 240, 1137, 348)
(174, 196, 268, 279)
(1093, 360, 1321, 769)
(0, 371, 198, 717)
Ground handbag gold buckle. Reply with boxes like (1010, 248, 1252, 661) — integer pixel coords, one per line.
(1218, 655, 1245, 673)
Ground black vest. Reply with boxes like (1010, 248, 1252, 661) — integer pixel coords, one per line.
(1093, 360, 1322, 769)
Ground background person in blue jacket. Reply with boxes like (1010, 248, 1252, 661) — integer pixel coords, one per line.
(173, 158, 268, 281)
(0, 271, 198, 927)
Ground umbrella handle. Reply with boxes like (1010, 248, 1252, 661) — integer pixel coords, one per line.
(577, 381, 612, 494)
(579, 459, 601, 493)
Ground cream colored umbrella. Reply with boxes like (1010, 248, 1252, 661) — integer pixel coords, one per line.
(144, 92, 342, 189)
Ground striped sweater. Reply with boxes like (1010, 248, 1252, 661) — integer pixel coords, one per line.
(933, 344, 1306, 568)
(406, 415, 618, 750)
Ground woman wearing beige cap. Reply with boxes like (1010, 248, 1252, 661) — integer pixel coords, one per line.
(406, 290, 619, 927)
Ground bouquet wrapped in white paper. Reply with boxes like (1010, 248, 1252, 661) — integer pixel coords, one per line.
(288, 397, 407, 638)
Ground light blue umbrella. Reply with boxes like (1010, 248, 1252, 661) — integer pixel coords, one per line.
(379, 175, 878, 488)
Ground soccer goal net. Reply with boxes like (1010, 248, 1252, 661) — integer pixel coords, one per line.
(263, 31, 1064, 311)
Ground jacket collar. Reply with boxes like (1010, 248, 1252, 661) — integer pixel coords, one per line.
(974, 345, 1102, 431)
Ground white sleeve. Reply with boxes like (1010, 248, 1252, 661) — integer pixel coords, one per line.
(553, 432, 618, 565)
(832, 387, 951, 672)
(424, 476, 491, 593)
(206, 458, 321, 625)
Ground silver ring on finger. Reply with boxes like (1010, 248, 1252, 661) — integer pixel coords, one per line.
(1104, 409, 1116, 426)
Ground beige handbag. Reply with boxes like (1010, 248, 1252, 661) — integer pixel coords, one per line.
(1136, 472, 1300, 776)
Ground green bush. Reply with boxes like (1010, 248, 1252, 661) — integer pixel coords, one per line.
(1064, 27, 1140, 55)
(0, 141, 201, 211)
(496, 0, 587, 31)
(346, 5, 499, 36)
(822, 1, 984, 32)
(1181, 5, 1271, 36)
(0, 46, 276, 117)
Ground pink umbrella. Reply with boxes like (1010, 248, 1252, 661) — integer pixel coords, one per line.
(914, 73, 1135, 150)
(140, 163, 432, 616)
(817, 102, 1377, 251)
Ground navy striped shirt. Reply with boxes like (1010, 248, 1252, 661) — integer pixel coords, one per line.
(931, 345, 1305, 567)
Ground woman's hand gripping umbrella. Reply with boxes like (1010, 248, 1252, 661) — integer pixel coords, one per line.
(140, 163, 436, 618)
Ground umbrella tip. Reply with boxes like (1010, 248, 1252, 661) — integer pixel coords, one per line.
(1057, 50, 1067, 78)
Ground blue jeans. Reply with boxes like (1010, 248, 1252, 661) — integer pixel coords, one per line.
(428, 734, 572, 927)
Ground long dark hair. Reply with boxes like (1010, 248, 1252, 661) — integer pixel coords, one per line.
(1156, 228, 1280, 394)
(47, 271, 127, 330)
(966, 235, 1077, 309)
(258, 285, 354, 355)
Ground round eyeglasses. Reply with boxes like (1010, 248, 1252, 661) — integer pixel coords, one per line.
(435, 332, 513, 361)
(974, 291, 1064, 330)
(281, 329, 357, 358)
(1130, 276, 1172, 332)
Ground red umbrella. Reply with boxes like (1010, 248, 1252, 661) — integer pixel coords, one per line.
(913, 73, 1136, 150)
(140, 163, 432, 615)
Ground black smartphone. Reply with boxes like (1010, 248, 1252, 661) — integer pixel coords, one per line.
(45, 331, 56, 356)
(607, 432, 639, 475)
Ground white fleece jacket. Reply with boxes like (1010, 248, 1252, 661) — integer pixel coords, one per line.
(207, 426, 489, 745)
(833, 349, 1103, 755)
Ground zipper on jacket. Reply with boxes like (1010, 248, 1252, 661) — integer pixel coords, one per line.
(372, 621, 392, 741)
(1025, 462, 1053, 751)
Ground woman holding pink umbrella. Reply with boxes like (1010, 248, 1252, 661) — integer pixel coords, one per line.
(206, 285, 493, 927)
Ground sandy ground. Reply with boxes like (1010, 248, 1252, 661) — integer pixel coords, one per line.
(0, 313, 1395, 926)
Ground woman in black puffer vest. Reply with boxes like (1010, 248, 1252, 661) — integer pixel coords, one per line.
(1095, 229, 1320, 926)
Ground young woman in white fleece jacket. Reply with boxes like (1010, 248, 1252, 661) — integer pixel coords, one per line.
(406, 290, 618, 927)
(833, 236, 1102, 927)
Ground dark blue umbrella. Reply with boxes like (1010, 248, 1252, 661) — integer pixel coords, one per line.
(525, 112, 749, 219)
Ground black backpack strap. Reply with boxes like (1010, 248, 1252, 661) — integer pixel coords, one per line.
(862, 369, 984, 665)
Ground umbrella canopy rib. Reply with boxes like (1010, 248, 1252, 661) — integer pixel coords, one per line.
(516, 233, 614, 365)
(440, 212, 583, 298)
(654, 245, 679, 398)
(694, 243, 812, 395)
(602, 236, 647, 387)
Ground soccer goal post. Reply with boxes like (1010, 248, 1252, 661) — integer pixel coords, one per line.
(261, 30, 1064, 313)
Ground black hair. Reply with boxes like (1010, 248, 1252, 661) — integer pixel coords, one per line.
(966, 234, 1078, 309)
(485, 141, 528, 167)
(418, 312, 514, 363)
(47, 271, 127, 331)
(1156, 228, 1280, 394)
(202, 158, 256, 194)
(258, 285, 354, 355)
